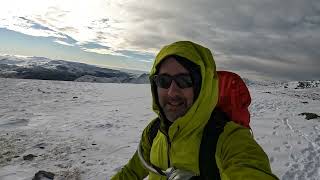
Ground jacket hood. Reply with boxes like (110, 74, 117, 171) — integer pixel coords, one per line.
(149, 41, 219, 140)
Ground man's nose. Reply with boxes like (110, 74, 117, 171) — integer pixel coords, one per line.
(167, 80, 181, 97)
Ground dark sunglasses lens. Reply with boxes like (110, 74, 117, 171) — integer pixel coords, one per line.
(175, 75, 193, 88)
(154, 75, 172, 88)
(154, 74, 193, 89)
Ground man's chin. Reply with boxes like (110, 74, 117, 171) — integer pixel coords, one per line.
(166, 115, 179, 122)
(164, 111, 185, 122)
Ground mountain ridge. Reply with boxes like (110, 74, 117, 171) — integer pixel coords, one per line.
(0, 54, 149, 84)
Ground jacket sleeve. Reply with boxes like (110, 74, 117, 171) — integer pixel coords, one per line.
(216, 122, 279, 180)
(110, 119, 158, 180)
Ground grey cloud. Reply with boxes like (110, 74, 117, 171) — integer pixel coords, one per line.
(125, 3, 177, 22)
(215, 33, 320, 80)
(219, 55, 320, 81)
(117, 0, 320, 80)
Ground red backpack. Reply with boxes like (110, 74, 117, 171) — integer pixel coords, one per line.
(216, 71, 251, 128)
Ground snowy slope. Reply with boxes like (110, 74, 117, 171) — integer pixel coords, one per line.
(0, 78, 319, 180)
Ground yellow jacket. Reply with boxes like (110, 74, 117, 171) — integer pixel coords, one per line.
(111, 41, 279, 180)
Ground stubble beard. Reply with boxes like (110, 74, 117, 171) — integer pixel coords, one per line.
(162, 96, 192, 122)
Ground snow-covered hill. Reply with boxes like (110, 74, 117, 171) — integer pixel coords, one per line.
(0, 78, 319, 180)
(0, 54, 149, 84)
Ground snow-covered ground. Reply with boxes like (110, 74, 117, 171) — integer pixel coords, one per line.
(0, 78, 319, 180)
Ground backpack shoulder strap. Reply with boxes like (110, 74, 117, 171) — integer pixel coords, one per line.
(147, 118, 161, 145)
(199, 108, 230, 180)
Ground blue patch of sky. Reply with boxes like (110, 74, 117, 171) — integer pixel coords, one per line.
(81, 42, 110, 49)
(79, 43, 154, 63)
(57, 34, 78, 45)
(119, 50, 155, 62)
(0, 28, 75, 56)
(31, 23, 53, 31)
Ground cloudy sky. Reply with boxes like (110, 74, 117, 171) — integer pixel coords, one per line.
(0, 0, 319, 80)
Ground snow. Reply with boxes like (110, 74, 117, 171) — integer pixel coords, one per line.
(0, 78, 320, 180)
(74, 75, 123, 83)
(0, 54, 52, 68)
(250, 86, 320, 179)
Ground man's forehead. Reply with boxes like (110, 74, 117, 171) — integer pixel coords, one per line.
(158, 57, 190, 74)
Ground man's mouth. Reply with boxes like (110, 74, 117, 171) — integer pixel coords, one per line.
(166, 101, 184, 111)
(168, 101, 183, 106)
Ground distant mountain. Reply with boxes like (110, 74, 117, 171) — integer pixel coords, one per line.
(242, 77, 280, 87)
(243, 78, 320, 89)
(0, 54, 150, 84)
(283, 80, 320, 89)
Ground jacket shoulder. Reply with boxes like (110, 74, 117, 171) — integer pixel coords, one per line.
(216, 122, 279, 180)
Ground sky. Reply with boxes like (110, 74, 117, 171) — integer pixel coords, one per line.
(0, 0, 319, 81)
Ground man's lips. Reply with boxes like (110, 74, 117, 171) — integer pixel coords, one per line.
(166, 101, 184, 110)
(168, 101, 183, 106)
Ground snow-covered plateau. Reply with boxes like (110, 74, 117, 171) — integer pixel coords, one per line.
(0, 78, 320, 180)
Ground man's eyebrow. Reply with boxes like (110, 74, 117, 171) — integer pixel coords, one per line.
(158, 73, 190, 76)
(158, 73, 170, 76)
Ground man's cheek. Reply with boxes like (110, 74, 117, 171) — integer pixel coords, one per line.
(158, 96, 168, 108)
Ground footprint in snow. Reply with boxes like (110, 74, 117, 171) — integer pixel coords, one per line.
(285, 162, 291, 167)
(269, 156, 275, 163)
(291, 163, 299, 169)
(273, 147, 281, 152)
(260, 135, 267, 139)
(285, 145, 292, 150)
(273, 125, 280, 129)
(290, 154, 298, 161)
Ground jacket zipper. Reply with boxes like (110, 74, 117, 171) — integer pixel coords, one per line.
(160, 129, 171, 168)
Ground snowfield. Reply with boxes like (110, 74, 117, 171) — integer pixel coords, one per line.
(0, 78, 319, 180)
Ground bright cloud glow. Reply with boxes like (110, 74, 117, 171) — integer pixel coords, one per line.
(82, 47, 128, 57)
(0, 0, 136, 54)
(54, 40, 74, 46)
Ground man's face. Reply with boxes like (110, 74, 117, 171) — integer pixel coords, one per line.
(157, 57, 194, 122)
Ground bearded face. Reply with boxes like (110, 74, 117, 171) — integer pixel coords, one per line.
(156, 57, 194, 122)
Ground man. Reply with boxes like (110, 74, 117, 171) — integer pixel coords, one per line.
(111, 41, 278, 180)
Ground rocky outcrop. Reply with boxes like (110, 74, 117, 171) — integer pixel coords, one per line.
(298, 112, 320, 120)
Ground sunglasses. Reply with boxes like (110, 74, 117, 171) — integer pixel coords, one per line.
(152, 73, 193, 89)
